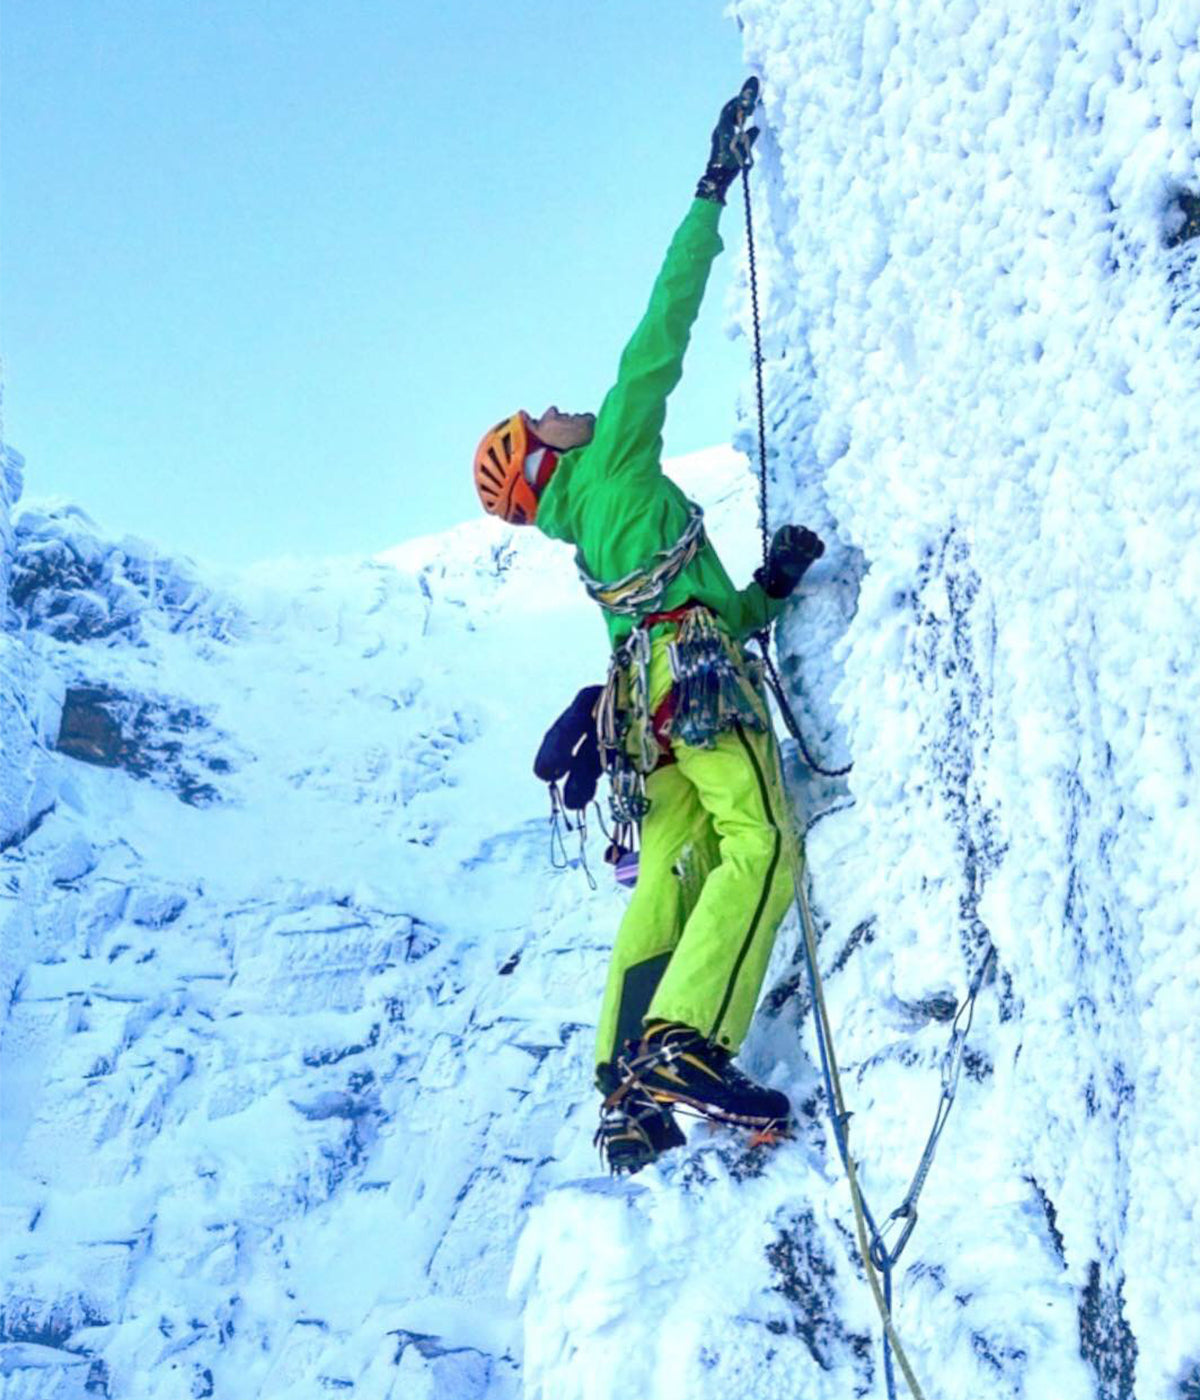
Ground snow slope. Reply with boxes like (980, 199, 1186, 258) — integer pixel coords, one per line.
(0, 448, 781, 1399)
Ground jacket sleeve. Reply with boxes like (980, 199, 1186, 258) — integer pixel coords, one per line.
(724, 578, 790, 640)
(586, 200, 724, 489)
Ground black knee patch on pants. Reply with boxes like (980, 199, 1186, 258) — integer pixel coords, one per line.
(611, 951, 672, 1062)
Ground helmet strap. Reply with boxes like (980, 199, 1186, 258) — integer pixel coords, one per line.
(525, 447, 560, 495)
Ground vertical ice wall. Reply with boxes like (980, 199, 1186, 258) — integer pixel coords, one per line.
(727, 2, 1200, 1396)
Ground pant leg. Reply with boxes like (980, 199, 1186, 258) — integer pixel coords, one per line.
(593, 760, 719, 1076)
(647, 719, 801, 1053)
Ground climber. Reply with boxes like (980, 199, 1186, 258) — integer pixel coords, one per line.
(472, 79, 824, 1173)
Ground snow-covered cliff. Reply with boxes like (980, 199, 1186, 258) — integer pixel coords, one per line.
(519, 4, 1200, 1399)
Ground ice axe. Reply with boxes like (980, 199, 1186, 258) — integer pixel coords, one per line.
(728, 76, 761, 170)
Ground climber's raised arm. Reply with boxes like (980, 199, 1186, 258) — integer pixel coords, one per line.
(586, 81, 762, 487)
(471, 80, 760, 530)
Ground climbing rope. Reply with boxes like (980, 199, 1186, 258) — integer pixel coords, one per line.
(740, 153, 996, 1400)
(739, 168, 851, 780)
(741, 166, 772, 568)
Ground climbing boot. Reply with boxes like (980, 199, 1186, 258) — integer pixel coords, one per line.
(594, 1082, 686, 1175)
(621, 1020, 792, 1129)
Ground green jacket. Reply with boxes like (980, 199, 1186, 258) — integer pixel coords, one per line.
(535, 198, 786, 650)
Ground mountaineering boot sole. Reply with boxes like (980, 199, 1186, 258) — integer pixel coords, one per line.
(619, 1021, 793, 1132)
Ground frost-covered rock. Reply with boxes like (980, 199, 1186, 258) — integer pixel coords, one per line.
(2, 453, 62, 863)
(515, 4, 1200, 1398)
(0, 1342, 93, 1400)
(55, 685, 232, 807)
(12, 504, 240, 645)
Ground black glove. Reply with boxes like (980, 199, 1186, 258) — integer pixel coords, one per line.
(754, 525, 825, 600)
(696, 78, 761, 205)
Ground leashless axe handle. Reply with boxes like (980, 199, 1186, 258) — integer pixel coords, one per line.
(729, 77, 760, 169)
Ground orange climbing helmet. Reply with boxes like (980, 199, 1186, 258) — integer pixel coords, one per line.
(474, 412, 542, 526)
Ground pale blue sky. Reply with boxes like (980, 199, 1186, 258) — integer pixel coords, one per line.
(2, 2, 754, 566)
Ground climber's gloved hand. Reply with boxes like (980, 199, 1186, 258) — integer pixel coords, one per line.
(754, 525, 825, 600)
(696, 77, 760, 205)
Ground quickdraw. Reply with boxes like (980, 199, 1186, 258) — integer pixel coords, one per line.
(668, 607, 767, 749)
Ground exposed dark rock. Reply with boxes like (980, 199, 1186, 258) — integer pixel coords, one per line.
(128, 890, 188, 928)
(765, 1209, 873, 1383)
(302, 1024, 381, 1068)
(0, 1295, 109, 1348)
(55, 685, 230, 806)
(1026, 1178, 1066, 1266)
(0, 801, 56, 856)
(764, 916, 877, 1017)
(971, 1330, 1028, 1376)
(1079, 1260, 1138, 1400)
(85, 1356, 111, 1394)
(912, 530, 1007, 972)
(404, 923, 440, 961)
(1165, 191, 1200, 249)
(57, 691, 123, 765)
(388, 1337, 496, 1400)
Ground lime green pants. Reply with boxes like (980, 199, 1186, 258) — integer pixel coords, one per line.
(594, 639, 801, 1073)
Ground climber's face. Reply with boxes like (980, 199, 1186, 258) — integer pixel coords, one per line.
(528, 406, 595, 451)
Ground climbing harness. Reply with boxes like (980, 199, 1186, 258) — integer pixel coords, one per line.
(738, 145, 996, 1400)
(585, 496, 773, 869)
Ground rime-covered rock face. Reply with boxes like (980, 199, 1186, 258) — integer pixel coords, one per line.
(1, 446, 58, 856)
(515, 3, 1196, 1398)
(12, 506, 236, 645)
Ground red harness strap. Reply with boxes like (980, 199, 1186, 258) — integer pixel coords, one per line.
(639, 601, 707, 769)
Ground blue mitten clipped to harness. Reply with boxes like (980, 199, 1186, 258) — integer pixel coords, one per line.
(534, 685, 604, 812)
